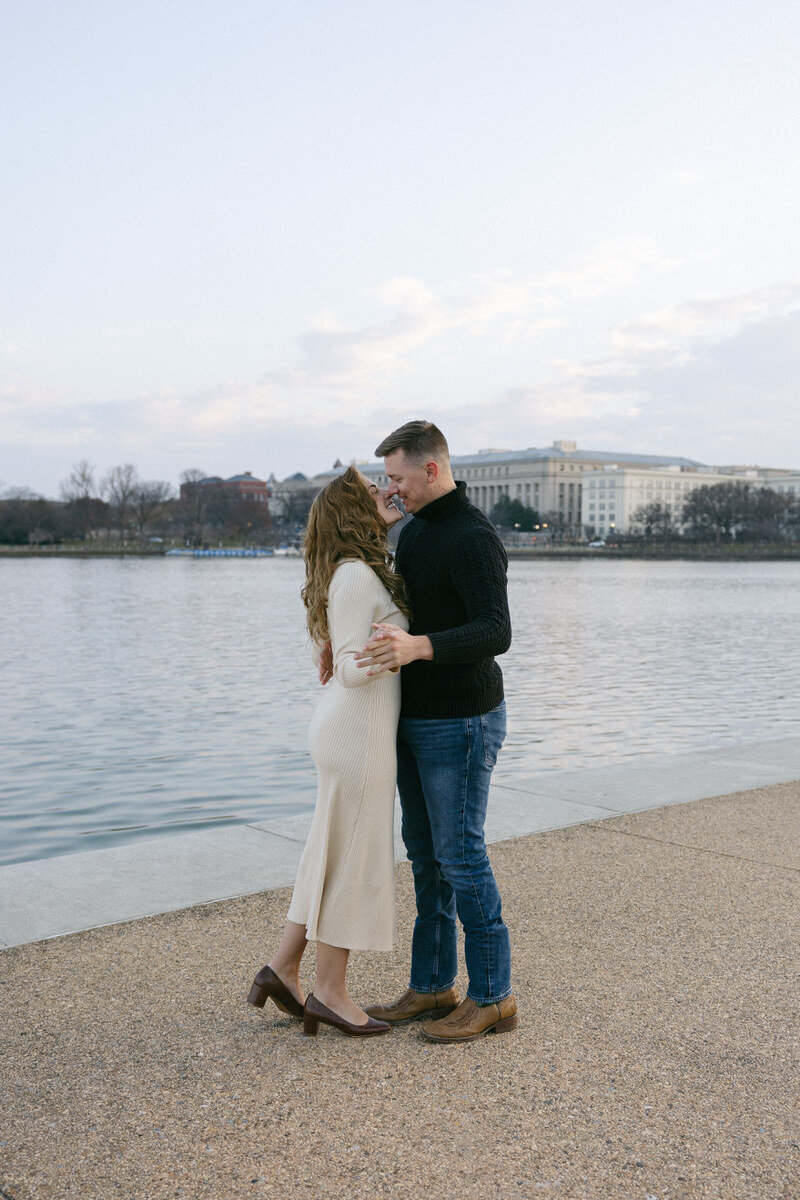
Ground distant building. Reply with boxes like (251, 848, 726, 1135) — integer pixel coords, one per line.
(581, 463, 800, 538)
(581, 464, 745, 538)
(325, 441, 706, 535)
(757, 471, 800, 499)
(224, 472, 270, 503)
(213, 444, 797, 537)
(180, 472, 270, 504)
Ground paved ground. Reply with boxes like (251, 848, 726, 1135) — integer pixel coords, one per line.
(1, 782, 798, 1200)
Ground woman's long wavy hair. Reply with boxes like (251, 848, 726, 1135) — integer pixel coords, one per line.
(302, 466, 410, 645)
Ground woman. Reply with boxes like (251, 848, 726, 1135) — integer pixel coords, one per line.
(248, 467, 408, 1037)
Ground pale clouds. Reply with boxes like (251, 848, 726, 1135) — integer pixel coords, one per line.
(281, 236, 679, 398)
(467, 282, 800, 465)
(663, 169, 703, 186)
(4, 250, 800, 492)
(610, 282, 800, 361)
(273, 270, 800, 466)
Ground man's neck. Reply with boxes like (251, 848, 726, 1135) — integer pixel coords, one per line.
(428, 477, 457, 502)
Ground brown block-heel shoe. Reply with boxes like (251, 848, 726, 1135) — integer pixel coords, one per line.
(303, 994, 391, 1038)
(421, 996, 518, 1044)
(247, 965, 304, 1019)
(365, 986, 459, 1024)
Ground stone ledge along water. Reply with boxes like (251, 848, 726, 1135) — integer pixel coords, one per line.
(1, 736, 798, 948)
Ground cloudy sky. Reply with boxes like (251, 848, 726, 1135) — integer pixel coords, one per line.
(2, 0, 799, 497)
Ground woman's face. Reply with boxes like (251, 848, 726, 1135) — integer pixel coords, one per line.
(363, 477, 404, 527)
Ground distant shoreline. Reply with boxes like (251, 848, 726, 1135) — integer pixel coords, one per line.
(507, 546, 800, 560)
(0, 547, 166, 558)
(3, 545, 800, 562)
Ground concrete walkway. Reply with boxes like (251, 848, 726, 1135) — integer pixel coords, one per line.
(2, 735, 799, 948)
(1, 778, 797, 1200)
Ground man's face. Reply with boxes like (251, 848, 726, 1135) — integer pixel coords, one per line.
(383, 450, 434, 515)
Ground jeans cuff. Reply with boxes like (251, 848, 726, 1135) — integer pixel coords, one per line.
(409, 979, 457, 995)
(466, 985, 513, 1005)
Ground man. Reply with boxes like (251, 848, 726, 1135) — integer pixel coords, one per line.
(356, 420, 517, 1044)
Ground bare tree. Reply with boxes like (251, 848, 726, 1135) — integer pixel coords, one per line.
(223, 498, 273, 542)
(1, 485, 39, 501)
(746, 488, 794, 542)
(178, 469, 213, 546)
(631, 502, 675, 541)
(277, 485, 318, 530)
(131, 481, 174, 538)
(59, 460, 97, 503)
(682, 482, 751, 543)
(101, 463, 140, 541)
(58, 461, 107, 540)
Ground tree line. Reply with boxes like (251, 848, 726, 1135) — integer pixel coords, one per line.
(628, 481, 800, 545)
(0, 462, 280, 547)
(3, 467, 798, 547)
(490, 481, 800, 545)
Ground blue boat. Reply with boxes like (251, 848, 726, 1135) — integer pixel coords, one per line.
(165, 547, 276, 558)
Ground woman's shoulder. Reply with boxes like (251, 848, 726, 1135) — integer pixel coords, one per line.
(331, 556, 372, 577)
(330, 558, 380, 589)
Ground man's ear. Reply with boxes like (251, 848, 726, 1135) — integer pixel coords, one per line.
(425, 461, 440, 481)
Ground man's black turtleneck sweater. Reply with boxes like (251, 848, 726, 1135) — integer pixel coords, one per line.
(394, 481, 511, 719)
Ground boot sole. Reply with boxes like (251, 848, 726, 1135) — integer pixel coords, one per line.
(366, 1003, 458, 1025)
(421, 1013, 519, 1043)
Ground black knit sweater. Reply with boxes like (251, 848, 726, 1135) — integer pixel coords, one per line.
(394, 482, 512, 718)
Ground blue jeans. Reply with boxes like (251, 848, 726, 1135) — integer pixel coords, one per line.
(396, 702, 512, 1005)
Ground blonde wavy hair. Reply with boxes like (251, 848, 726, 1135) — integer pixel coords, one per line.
(302, 466, 410, 645)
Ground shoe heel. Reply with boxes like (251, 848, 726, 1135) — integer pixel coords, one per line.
(303, 1013, 319, 1036)
(247, 983, 268, 1009)
(493, 1014, 519, 1034)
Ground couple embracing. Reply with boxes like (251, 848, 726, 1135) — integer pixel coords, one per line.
(248, 421, 517, 1044)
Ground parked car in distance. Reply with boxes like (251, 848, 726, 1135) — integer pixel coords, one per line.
(587, 540, 606, 548)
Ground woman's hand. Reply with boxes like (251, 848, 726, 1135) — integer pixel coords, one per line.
(355, 623, 433, 676)
(318, 641, 333, 685)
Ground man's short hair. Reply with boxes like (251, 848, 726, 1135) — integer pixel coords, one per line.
(374, 420, 450, 465)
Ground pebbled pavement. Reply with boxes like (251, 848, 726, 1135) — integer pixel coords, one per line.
(1, 783, 798, 1200)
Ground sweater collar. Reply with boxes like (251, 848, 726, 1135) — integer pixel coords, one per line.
(414, 481, 468, 522)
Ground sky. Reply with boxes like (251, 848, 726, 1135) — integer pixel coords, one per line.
(2, 0, 799, 498)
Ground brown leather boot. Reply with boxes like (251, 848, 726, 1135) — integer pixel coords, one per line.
(365, 986, 459, 1024)
(420, 995, 518, 1043)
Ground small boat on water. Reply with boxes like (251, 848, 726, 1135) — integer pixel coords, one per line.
(165, 547, 276, 558)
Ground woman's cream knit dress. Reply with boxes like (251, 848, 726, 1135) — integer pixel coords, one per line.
(287, 559, 408, 951)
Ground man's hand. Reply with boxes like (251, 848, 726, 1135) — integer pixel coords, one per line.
(355, 623, 434, 676)
(318, 641, 333, 685)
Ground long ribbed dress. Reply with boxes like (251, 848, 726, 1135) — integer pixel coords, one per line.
(287, 559, 408, 951)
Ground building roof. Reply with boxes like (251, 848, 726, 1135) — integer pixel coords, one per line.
(448, 446, 706, 468)
(312, 443, 705, 481)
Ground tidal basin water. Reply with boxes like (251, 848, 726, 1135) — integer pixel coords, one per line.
(2, 556, 799, 866)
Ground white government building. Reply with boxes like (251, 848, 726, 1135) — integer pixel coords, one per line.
(277, 440, 800, 539)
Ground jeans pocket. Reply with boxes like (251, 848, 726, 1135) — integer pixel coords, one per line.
(479, 704, 506, 768)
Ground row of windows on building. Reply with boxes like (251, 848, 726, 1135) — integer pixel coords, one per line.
(441, 463, 583, 481)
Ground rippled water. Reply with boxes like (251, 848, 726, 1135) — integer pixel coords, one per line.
(1, 557, 799, 865)
(503, 559, 800, 775)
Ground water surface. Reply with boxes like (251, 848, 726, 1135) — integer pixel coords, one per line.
(1, 557, 798, 865)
